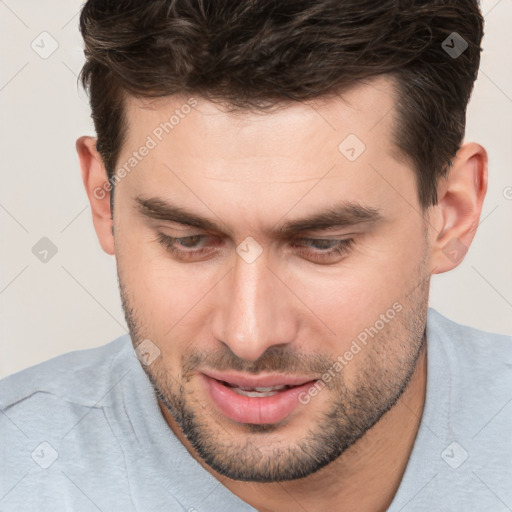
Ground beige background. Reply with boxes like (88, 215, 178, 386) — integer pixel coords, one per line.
(1, 0, 511, 378)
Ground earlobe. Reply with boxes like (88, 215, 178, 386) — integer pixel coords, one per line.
(430, 142, 488, 274)
(76, 136, 115, 255)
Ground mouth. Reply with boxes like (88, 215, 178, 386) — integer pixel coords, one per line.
(200, 372, 318, 425)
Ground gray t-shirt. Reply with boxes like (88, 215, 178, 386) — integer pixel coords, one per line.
(1, 308, 511, 511)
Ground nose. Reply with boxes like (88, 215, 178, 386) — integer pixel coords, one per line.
(210, 245, 298, 362)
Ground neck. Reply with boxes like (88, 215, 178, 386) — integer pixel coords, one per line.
(160, 340, 428, 512)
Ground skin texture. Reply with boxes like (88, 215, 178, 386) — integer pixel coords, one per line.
(77, 77, 487, 512)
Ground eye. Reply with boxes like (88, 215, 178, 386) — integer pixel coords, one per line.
(156, 233, 219, 260)
(291, 238, 355, 262)
(156, 233, 355, 264)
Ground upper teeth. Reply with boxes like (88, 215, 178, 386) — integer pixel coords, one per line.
(223, 382, 294, 398)
(229, 385, 292, 398)
(237, 385, 289, 392)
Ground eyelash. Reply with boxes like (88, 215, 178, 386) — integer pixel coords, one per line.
(156, 233, 355, 263)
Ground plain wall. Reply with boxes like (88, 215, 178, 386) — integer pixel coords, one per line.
(1, 0, 511, 378)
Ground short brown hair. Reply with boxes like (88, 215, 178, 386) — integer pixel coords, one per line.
(78, 0, 484, 209)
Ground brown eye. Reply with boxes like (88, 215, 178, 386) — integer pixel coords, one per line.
(291, 238, 355, 263)
(156, 233, 218, 260)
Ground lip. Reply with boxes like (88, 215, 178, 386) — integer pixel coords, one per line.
(201, 369, 316, 389)
(200, 372, 318, 425)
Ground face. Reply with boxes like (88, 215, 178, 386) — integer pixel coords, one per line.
(113, 78, 431, 482)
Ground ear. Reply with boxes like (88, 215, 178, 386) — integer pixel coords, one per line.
(76, 136, 115, 255)
(429, 142, 488, 274)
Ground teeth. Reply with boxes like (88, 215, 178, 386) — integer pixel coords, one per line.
(231, 388, 280, 397)
(239, 385, 289, 392)
(225, 383, 293, 398)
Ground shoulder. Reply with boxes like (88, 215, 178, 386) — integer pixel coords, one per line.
(426, 307, 512, 369)
(388, 310, 512, 511)
(426, 308, 512, 431)
(0, 334, 134, 411)
(0, 334, 143, 509)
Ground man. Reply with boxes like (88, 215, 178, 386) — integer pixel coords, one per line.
(1, 1, 510, 511)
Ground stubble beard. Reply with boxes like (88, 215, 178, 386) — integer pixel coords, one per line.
(118, 258, 430, 482)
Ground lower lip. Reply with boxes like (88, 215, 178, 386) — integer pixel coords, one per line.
(201, 374, 317, 425)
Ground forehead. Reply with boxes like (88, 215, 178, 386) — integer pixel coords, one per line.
(115, 77, 417, 234)
(121, 76, 400, 164)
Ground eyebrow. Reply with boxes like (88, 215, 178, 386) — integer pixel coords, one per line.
(135, 195, 382, 238)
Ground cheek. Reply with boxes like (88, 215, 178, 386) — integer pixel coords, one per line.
(117, 232, 219, 348)
(117, 232, 176, 326)
(292, 230, 425, 349)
